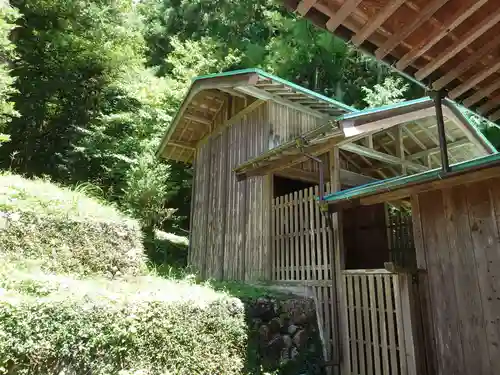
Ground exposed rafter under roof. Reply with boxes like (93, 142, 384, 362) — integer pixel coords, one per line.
(234, 97, 495, 180)
(281, 0, 500, 126)
(156, 69, 356, 162)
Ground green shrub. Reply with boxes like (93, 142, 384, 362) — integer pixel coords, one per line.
(0, 271, 246, 375)
(0, 174, 146, 276)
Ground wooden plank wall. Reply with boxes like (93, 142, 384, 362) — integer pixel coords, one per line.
(413, 177, 500, 375)
(268, 101, 322, 148)
(342, 271, 418, 375)
(190, 97, 271, 281)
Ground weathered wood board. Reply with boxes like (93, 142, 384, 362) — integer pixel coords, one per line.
(414, 177, 500, 375)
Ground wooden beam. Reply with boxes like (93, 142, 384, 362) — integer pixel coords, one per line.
(218, 87, 247, 99)
(408, 138, 470, 160)
(432, 35, 500, 90)
(403, 126, 441, 165)
(325, 0, 363, 32)
(184, 113, 212, 126)
(360, 164, 500, 206)
(341, 106, 435, 137)
(157, 71, 259, 157)
(340, 143, 429, 172)
(395, 125, 407, 175)
(276, 167, 322, 184)
(364, 135, 373, 149)
(340, 169, 379, 187)
(478, 95, 500, 115)
(489, 108, 500, 122)
(296, 0, 317, 16)
(416, 10, 500, 80)
(375, 0, 451, 60)
(236, 85, 327, 118)
(168, 141, 196, 150)
(397, 0, 488, 70)
(449, 60, 500, 99)
(462, 78, 500, 107)
(197, 99, 265, 147)
(351, 0, 406, 46)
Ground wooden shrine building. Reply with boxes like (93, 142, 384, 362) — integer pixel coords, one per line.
(158, 68, 497, 375)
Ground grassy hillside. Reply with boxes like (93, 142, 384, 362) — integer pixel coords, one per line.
(0, 174, 246, 375)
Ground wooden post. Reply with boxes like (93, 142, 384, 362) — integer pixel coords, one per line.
(329, 147, 345, 375)
(395, 125, 407, 175)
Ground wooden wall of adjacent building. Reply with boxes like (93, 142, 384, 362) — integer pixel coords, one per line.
(189, 97, 325, 281)
(412, 177, 500, 375)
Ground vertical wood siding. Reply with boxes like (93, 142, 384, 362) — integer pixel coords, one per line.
(189, 99, 271, 281)
(414, 177, 500, 375)
(268, 101, 322, 148)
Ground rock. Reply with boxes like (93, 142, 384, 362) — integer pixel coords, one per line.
(293, 329, 308, 349)
(283, 334, 293, 348)
(252, 318, 263, 329)
(280, 348, 290, 365)
(268, 334, 285, 354)
(269, 317, 281, 334)
(290, 346, 299, 360)
(258, 324, 270, 343)
(253, 297, 276, 321)
(288, 324, 298, 336)
(293, 312, 309, 326)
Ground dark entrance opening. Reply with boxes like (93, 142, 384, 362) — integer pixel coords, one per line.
(273, 175, 315, 198)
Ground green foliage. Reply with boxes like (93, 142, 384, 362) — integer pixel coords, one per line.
(0, 270, 246, 375)
(362, 76, 410, 108)
(0, 1, 18, 132)
(3, 0, 145, 176)
(0, 174, 247, 375)
(0, 173, 146, 276)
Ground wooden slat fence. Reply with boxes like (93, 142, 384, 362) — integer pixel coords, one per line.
(342, 270, 418, 375)
(271, 182, 340, 368)
(272, 182, 333, 281)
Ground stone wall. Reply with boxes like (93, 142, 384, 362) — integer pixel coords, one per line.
(244, 293, 325, 375)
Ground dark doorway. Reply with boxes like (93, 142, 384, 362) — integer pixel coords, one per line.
(273, 175, 315, 198)
(343, 204, 390, 269)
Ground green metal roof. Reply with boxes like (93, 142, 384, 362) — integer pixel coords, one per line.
(322, 152, 500, 205)
(194, 68, 357, 113)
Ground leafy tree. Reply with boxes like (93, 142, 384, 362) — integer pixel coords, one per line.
(362, 76, 410, 107)
(0, 1, 18, 140)
(3, 0, 144, 178)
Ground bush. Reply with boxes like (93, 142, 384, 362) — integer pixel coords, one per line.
(0, 174, 248, 375)
(0, 271, 246, 375)
(0, 174, 146, 276)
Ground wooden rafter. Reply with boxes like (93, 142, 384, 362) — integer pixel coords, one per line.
(296, 0, 317, 16)
(325, 0, 363, 33)
(351, 0, 406, 46)
(236, 85, 327, 118)
(432, 34, 500, 90)
(402, 126, 440, 165)
(416, 10, 500, 80)
(449, 60, 500, 100)
(197, 99, 265, 147)
(375, 0, 450, 60)
(462, 79, 500, 107)
(489, 108, 500, 122)
(478, 95, 500, 115)
(408, 138, 469, 160)
(184, 113, 212, 126)
(340, 143, 429, 172)
(396, 0, 488, 70)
